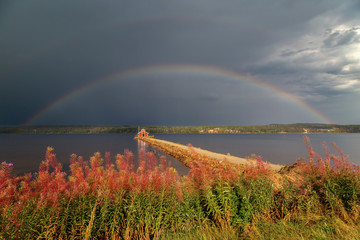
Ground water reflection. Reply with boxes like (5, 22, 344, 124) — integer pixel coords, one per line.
(137, 139, 147, 153)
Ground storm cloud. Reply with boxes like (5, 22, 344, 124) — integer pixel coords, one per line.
(1, 0, 359, 125)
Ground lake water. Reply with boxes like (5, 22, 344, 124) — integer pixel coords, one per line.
(1, 133, 360, 176)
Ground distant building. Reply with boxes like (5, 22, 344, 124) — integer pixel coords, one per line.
(138, 129, 149, 138)
(208, 128, 220, 134)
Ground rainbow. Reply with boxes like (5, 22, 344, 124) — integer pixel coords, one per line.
(23, 64, 333, 126)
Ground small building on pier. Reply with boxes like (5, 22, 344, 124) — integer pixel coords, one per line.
(137, 129, 149, 138)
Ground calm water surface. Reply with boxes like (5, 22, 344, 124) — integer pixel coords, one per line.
(1, 133, 360, 176)
(0, 134, 189, 176)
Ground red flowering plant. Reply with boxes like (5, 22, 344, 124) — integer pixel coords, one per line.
(298, 136, 360, 212)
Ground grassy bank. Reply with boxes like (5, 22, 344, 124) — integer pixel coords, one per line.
(1, 137, 360, 239)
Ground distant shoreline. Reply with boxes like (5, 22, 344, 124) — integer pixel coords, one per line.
(1, 124, 360, 134)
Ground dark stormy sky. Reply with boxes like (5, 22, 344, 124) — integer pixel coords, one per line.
(1, 0, 359, 126)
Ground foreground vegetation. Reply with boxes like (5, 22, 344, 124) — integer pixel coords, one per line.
(3, 123, 360, 134)
(1, 137, 360, 239)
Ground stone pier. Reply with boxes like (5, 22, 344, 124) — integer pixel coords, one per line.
(136, 137, 283, 171)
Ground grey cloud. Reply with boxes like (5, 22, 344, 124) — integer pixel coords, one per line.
(323, 27, 360, 48)
(280, 48, 313, 57)
(250, 16, 360, 101)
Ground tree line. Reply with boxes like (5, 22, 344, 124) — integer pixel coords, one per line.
(1, 124, 360, 134)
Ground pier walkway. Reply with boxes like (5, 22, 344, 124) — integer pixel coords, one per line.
(137, 137, 283, 171)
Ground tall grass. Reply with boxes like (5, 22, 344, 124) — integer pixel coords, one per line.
(1, 137, 360, 239)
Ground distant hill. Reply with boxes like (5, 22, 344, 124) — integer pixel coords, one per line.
(1, 124, 360, 134)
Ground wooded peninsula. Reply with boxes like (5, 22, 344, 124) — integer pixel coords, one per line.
(2, 123, 360, 134)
